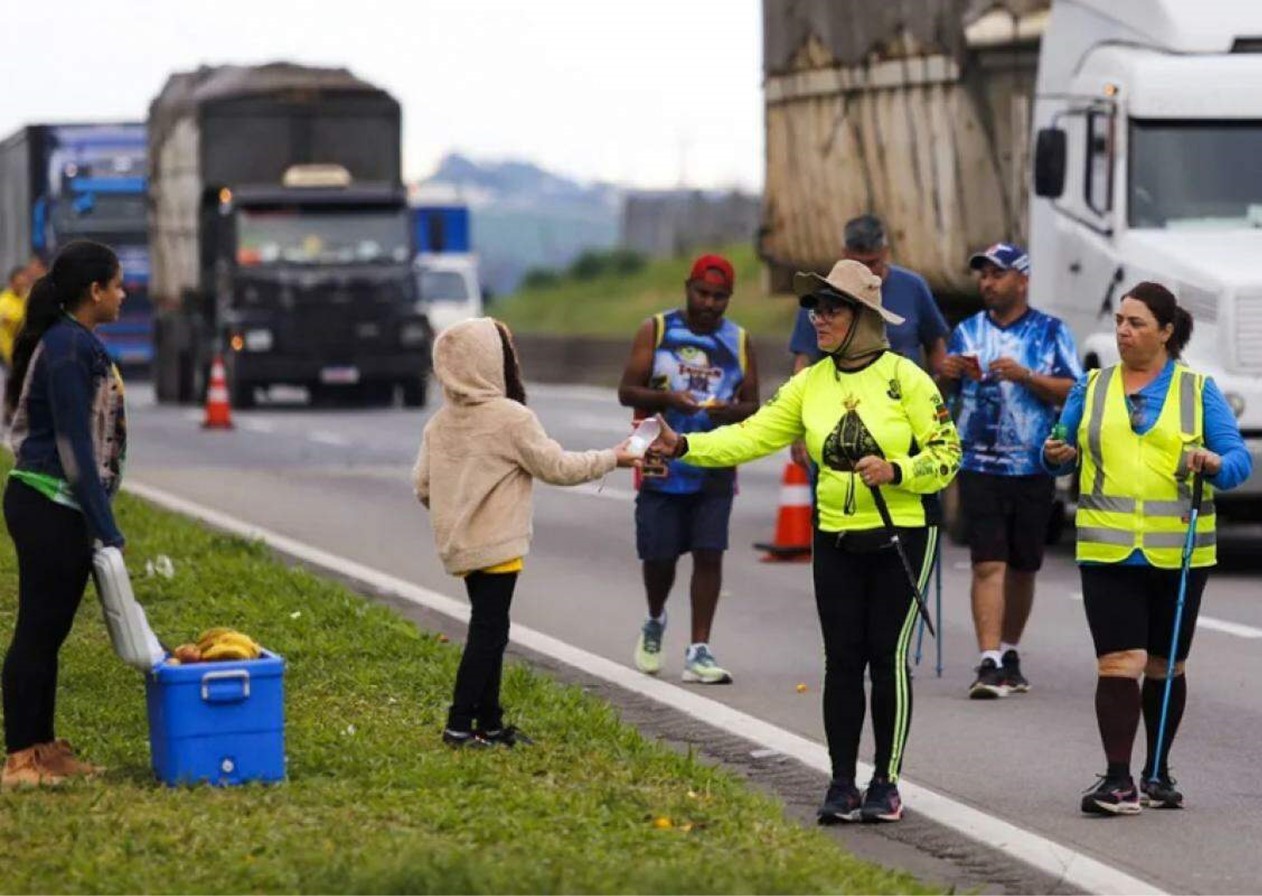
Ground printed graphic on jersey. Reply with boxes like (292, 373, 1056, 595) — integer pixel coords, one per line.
(822, 398, 883, 471)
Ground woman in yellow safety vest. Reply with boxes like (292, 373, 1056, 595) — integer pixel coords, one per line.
(648, 259, 961, 824)
(1043, 282, 1251, 816)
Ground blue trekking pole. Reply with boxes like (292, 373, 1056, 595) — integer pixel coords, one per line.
(934, 536, 944, 677)
(1149, 472, 1204, 789)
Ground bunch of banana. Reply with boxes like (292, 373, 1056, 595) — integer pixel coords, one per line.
(168, 628, 263, 664)
(197, 627, 262, 662)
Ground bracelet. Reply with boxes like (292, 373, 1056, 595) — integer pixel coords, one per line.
(673, 436, 689, 458)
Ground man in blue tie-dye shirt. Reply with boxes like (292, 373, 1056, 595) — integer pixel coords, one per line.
(941, 243, 1082, 701)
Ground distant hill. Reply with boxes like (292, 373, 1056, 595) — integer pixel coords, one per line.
(417, 153, 621, 296)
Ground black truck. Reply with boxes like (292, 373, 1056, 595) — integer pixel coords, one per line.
(148, 63, 431, 407)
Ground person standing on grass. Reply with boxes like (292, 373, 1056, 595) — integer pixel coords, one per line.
(2, 241, 127, 789)
(618, 254, 760, 684)
(414, 317, 637, 748)
(787, 215, 949, 471)
(939, 243, 1081, 699)
(1043, 283, 1249, 814)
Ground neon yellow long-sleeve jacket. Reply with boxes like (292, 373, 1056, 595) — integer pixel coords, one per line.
(682, 352, 961, 531)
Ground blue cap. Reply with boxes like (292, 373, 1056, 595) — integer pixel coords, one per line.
(969, 242, 1029, 275)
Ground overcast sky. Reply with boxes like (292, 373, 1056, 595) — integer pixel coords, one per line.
(0, 0, 763, 190)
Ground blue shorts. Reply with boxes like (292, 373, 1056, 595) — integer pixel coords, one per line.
(634, 488, 733, 561)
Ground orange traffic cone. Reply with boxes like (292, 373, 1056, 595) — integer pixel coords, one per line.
(753, 460, 813, 562)
(202, 355, 234, 430)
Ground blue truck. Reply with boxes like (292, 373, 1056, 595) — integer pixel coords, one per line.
(0, 123, 153, 366)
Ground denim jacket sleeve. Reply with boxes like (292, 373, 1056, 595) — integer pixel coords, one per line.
(46, 346, 124, 547)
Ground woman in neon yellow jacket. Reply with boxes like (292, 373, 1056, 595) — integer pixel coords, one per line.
(649, 259, 961, 824)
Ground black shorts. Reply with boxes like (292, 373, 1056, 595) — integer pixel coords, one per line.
(957, 470, 1055, 571)
(635, 488, 733, 561)
(1080, 564, 1209, 660)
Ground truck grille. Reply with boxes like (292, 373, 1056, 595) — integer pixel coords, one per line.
(1237, 295, 1262, 371)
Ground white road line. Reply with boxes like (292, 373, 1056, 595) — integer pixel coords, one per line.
(237, 419, 276, 434)
(1068, 591, 1261, 638)
(308, 431, 349, 447)
(123, 478, 1164, 896)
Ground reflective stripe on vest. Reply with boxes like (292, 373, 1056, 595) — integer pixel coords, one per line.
(1076, 364, 1216, 568)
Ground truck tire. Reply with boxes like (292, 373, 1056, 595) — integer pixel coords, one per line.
(401, 374, 428, 408)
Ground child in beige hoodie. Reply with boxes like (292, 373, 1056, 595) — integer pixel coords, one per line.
(414, 317, 636, 747)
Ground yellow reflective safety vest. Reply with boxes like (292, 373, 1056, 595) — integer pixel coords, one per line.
(1076, 364, 1215, 568)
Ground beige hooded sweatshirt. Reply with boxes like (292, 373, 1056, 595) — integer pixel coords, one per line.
(413, 318, 618, 575)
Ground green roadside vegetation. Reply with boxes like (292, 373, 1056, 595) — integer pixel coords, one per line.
(0, 455, 935, 894)
(493, 243, 801, 341)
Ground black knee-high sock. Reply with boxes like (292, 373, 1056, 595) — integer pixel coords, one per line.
(1096, 676, 1141, 778)
(1142, 675, 1186, 778)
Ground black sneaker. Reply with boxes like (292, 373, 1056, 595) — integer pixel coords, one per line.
(442, 728, 492, 749)
(860, 778, 903, 822)
(478, 725, 534, 748)
(1080, 775, 1141, 815)
(817, 779, 863, 824)
(969, 658, 1010, 699)
(1001, 649, 1030, 693)
(1140, 774, 1184, 809)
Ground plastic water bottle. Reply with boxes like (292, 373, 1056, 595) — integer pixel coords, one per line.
(1051, 423, 1068, 442)
(627, 417, 661, 458)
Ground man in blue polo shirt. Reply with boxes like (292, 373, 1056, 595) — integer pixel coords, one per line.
(788, 215, 949, 468)
(941, 242, 1081, 700)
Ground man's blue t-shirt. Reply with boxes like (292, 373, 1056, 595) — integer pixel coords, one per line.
(948, 307, 1082, 477)
(789, 264, 949, 368)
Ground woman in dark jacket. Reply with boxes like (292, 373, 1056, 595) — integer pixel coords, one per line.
(1, 240, 127, 789)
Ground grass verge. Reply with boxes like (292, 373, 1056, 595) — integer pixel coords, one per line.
(493, 243, 800, 341)
(0, 456, 934, 894)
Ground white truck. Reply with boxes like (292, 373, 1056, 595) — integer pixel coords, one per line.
(760, 0, 1262, 528)
(1031, 0, 1262, 515)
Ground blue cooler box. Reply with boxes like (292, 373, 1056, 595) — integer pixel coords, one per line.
(145, 650, 286, 786)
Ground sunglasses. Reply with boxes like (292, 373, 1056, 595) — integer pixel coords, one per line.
(806, 292, 856, 323)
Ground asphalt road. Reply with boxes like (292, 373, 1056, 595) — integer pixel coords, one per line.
(123, 381, 1262, 894)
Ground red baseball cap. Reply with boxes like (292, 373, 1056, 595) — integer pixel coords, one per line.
(688, 254, 735, 292)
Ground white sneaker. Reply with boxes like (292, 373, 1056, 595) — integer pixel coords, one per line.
(634, 618, 665, 675)
(681, 645, 732, 684)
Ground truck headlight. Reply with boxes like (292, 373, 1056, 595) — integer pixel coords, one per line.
(1225, 391, 1245, 419)
(400, 322, 429, 347)
(244, 329, 274, 352)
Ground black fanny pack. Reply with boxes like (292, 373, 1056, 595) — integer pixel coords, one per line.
(830, 527, 910, 553)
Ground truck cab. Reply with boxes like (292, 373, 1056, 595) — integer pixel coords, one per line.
(209, 166, 432, 407)
(1031, 0, 1262, 514)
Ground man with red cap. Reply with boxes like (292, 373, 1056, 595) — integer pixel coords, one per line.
(618, 254, 760, 683)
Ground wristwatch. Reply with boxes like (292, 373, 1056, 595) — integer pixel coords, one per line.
(672, 436, 690, 458)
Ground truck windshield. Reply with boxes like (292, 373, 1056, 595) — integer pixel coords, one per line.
(418, 269, 470, 302)
(1129, 119, 1262, 229)
(236, 207, 411, 266)
(51, 193, 147, 235)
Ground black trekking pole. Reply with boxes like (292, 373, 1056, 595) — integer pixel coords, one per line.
(868, 484, 935, 637)
(1150, 472, 1204, 789)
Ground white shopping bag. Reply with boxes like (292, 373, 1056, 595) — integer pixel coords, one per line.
(92, 546, 165, 671)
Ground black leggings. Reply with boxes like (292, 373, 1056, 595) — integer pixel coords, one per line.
(447, 570, 517, 733)
(813, 526, 934, 783)
(2, 479, 93, 754)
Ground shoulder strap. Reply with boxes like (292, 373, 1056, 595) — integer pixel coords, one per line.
(652, 312, 667, 350)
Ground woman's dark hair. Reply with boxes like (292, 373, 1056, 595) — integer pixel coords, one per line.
(494, 319, 527, 405)
(4, 240, 119, 414)
(1123, 281, 1193, 360)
